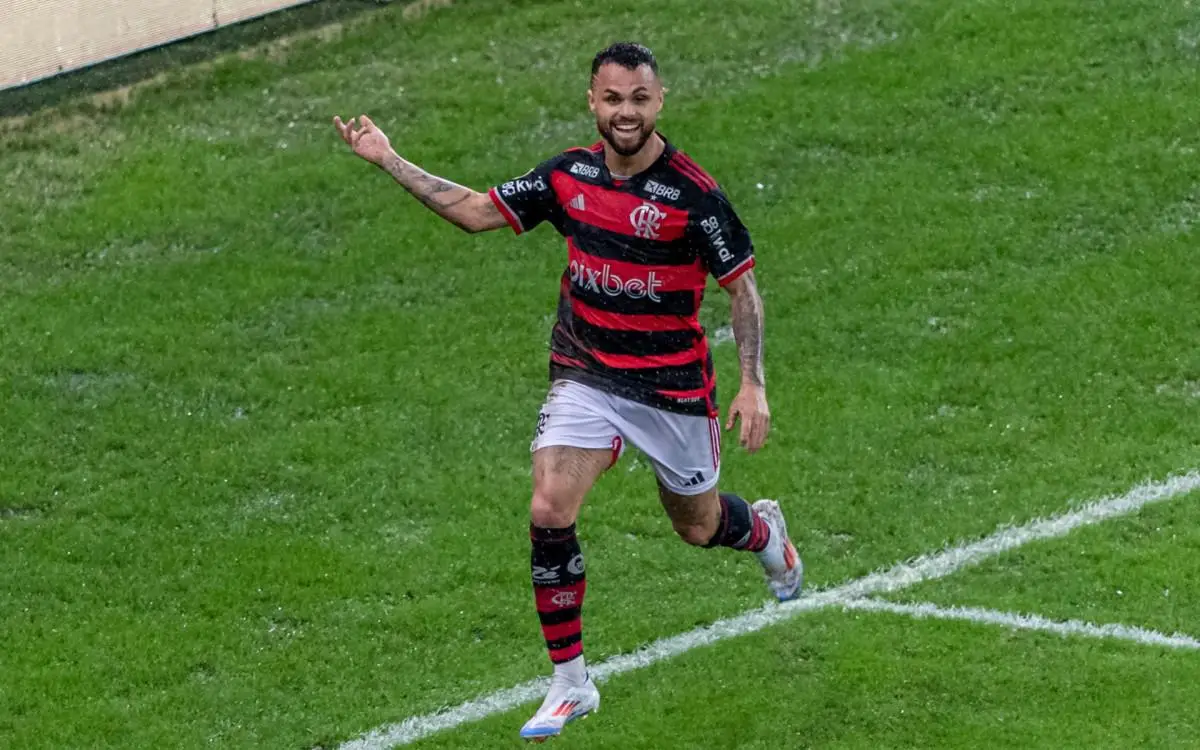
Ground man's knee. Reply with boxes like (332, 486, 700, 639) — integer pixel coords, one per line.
(530, 488, 581, 528)
(659, 484, 721, 546)
(529, 446, 610, 528)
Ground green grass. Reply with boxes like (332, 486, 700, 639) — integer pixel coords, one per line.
(898, 491, 1200, 637)
(2, 0, 1200, 747)
(414, 609, 1200, 749)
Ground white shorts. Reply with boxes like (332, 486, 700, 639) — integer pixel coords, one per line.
(531, 379, 721, 496)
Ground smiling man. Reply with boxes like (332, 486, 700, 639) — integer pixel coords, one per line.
(334, 41, 802, 742)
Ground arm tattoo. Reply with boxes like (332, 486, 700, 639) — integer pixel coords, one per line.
(729, 273, 766, 388)
(381, 152, 477, 229)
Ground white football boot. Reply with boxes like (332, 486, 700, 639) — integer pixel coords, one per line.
(751, 499, 804, 601)
(519, 674, 600, 742)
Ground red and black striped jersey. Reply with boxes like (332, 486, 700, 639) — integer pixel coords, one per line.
(488, 137, 755, 417)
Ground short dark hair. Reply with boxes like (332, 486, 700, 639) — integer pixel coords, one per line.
(591, 42, 658, 80)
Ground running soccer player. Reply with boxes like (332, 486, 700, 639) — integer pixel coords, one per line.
(334, 42, 802, 742)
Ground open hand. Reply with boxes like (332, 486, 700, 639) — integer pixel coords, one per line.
(333, 114, 393, 166)
(725, 385, 770, 453)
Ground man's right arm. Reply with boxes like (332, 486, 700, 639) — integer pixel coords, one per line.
(333, 114, 507, 234)
(378, 151, 508, 234)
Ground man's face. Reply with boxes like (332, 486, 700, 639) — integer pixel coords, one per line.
(588, 63, 664, 158)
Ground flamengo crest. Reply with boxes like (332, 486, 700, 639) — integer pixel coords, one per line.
(630, 202, 667, 239)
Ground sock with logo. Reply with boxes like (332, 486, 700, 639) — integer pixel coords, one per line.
(531, 523, 588, 680)
(703, 493, 770, 552)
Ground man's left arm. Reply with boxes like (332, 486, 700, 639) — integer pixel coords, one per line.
(724, 271, 770, 452)
(691, 188, 770, 452)
(726, 270, 765, 389)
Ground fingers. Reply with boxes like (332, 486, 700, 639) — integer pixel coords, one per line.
(333, 115, 369, 146)
(728, 398, 770, 453)
(333, 115, 353, 145)
(334, 114, 386, 160)
(745, 412, 771, 453)
(729, 401, 751, 449)
(725, 401, 767, 451)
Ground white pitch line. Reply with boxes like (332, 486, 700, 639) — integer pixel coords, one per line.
(841, 598, 1200, 651)
(337, 471, 1200, 750)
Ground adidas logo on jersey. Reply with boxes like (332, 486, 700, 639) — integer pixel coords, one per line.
(568, 194, 586, 211)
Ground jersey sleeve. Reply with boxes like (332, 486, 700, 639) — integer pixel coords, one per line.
(487, 156, 561, 235)
(691, 189, 755, 286)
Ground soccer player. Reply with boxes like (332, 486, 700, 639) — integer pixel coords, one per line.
(334, 41, 802, 742)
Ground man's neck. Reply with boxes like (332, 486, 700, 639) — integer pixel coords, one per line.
(605, 133, 665, 179)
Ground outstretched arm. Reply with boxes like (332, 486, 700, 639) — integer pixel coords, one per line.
(723, 270, 770, 452)
(334, 114, 507, 234)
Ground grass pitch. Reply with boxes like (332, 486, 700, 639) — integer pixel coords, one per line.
(2, 0, 1199, 747)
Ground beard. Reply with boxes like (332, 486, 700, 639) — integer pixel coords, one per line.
(597, 118, 656, 158)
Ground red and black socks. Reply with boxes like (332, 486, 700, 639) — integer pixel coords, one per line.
(531, 523, 588, 681)
(703, 492, 770, 552)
